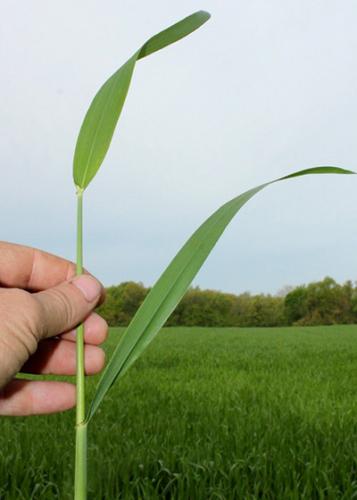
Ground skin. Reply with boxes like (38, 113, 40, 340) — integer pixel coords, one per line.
(0, 241, 108, 416)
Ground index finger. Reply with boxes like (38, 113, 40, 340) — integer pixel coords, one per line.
(0, 241, 85, 291)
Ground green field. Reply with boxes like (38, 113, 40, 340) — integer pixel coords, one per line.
(1, 326, 357, 499)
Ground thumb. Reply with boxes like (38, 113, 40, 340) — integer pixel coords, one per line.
(33, 275, 103, 338)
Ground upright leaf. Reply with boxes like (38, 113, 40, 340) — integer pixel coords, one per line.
(73, 11, 210, 190)
(87, 166, 354, 421)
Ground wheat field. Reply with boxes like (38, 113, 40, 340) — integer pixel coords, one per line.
(1, 325, 357, 499)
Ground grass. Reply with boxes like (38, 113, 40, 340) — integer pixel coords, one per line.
(1, 325, 357, 499)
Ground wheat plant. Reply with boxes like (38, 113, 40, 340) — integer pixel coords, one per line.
(71, 10, 353, 499)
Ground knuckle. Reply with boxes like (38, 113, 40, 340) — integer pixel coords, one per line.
(25, 296, 44, 342)
(0, 289, 40, 362)
(44, 286, 77, 330)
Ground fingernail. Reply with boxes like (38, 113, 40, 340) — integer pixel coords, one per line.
(71, 275, 102, 302)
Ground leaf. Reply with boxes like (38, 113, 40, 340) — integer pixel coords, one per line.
(87, 166, 354, 421)
(73, 11, 210, 190)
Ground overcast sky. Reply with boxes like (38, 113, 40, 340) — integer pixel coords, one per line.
(1, 0, 357, 295)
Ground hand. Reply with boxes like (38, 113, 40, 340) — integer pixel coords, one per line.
(0, 241, 107, 416)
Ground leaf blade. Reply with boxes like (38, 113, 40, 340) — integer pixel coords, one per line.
(87, 166, 354, 421)
(73, 11, 210, 190)
(138, 11, 211, 59)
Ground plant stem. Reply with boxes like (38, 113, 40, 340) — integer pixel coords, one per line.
(74, 188, 87, 500)
(75, 422, 87, 500)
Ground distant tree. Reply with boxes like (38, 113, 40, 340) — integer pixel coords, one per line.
(229, 292, 254, 326)
(167, 287, 234, 327)
(284, 277, 355, 325)
(96, 281, 148, 326)
(350, 281, 357, 321)
(249, 295, 285, 327)
(98, 277, 357, 328)
(169, 289, 285, 327)
(284, 286, 308, 324)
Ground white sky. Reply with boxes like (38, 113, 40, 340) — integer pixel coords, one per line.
(1, 0, 357, 294)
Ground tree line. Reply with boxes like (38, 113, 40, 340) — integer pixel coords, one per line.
(96, 277, 357, 327)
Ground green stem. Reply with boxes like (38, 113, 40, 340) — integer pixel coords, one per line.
(74, 188, 87, 500)
(75, 422, 87, 500)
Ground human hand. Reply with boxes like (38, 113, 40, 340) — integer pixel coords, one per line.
(0, 241, 107, 416)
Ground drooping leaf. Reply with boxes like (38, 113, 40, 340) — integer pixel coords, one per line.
(73, 11, 210, 190)
(87, 166, 354, 421)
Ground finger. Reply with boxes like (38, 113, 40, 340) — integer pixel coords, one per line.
(22, 340, 105, 375)
(0, 380, 75, 416)
(0, 241, 106, 305)
(0, 241, 76, 290)
(61, 313, 108, 345)
(33, 275, 104, 339)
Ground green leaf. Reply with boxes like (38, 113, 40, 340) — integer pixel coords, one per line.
(87, 166, 354, 421)
(73, 11, 210, 190)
